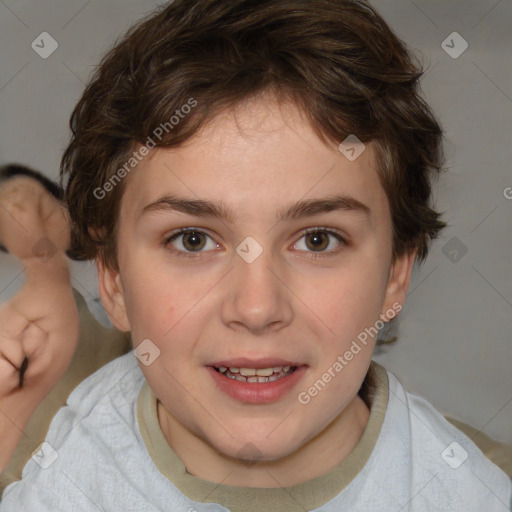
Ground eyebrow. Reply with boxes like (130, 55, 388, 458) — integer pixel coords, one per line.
(140, 193, 371, 223)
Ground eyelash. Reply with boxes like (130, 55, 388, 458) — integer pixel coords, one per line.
(162, 227, 348, 260)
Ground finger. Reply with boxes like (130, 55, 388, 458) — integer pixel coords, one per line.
(0, 302, 28, 340)
(20, 322, 48, 361)
(0, 357, 22, 395)
(0, 332, 26, 372)
(0, 305, 29, 372)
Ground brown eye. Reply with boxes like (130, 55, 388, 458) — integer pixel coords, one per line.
(165, 228, 219, 258)
(181, 231, 206, 251)
(293, 228, 347, 258)
(304, 231, 329, 251)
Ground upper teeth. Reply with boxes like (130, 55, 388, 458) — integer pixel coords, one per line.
(218, 366, 291, 376)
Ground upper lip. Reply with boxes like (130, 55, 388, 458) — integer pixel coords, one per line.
(208, 358, 305, 368)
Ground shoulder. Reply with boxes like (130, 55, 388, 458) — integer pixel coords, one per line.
(0, 353, 157, 510)
(65, 350, 143, 413)
(38, 350, 145, 439)
(373, 365, 512, 510)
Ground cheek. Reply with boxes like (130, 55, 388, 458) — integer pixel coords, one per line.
(121, 269, 176, 342)
(306, 259, 387, 337)
(121, 257, 212, 346)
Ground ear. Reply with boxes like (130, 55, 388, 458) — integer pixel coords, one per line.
(97, 256, 131, 332)
(380, 247, 417, 318)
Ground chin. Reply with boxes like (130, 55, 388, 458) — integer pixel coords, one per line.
(212, 432, 302, 464)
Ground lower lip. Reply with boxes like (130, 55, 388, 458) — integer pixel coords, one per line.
(207, 366, 307, 404)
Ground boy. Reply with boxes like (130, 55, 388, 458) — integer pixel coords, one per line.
(1, 0, 511, 510)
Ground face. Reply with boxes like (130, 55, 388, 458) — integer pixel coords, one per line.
(99, 96, 415, 470)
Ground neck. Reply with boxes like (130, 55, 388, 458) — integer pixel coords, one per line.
(157, 393, 370, 488)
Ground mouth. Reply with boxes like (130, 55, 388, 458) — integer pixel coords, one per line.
(213, 365, 297, 383)
(206, 361, 307, 404)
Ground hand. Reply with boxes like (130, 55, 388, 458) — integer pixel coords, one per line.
(0, 254, 79, 472)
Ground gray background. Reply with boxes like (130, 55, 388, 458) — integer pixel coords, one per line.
(0, 0, 510, 444)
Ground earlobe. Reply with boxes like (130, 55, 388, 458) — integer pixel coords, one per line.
(97, 257, 131, 332)
(381, 248, 417, 318)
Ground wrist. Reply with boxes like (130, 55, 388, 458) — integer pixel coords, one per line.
(21, 252, 71, 281)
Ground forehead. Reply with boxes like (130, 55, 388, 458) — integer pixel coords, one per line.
(119, 98, 389, 227)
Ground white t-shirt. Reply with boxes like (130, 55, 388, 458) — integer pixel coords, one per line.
(0, 352, 510, 511)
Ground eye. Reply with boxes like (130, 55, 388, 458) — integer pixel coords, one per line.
(293, 228, 347, 258)
(163, 227, 347, 260)
(164, 228, 220, 258)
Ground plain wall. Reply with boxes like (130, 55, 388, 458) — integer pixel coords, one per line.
(0, 0, 510, 444)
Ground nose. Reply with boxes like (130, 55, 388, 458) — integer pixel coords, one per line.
(221, 245, 293, 334)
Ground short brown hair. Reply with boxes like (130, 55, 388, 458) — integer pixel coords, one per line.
(61, 0, 447, 272)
